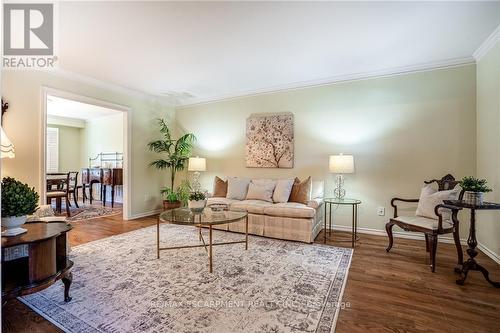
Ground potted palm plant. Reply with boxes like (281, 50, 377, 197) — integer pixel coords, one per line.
(1, 177, 39, 236)
(459, 176, 492, 205)
(148, 119, 196, 210)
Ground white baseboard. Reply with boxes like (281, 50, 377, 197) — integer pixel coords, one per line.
(477, 243, 500, 264)
(329, 224, 469, 245)
(129, 209, 162, 220)
(329, 224, 500, 264)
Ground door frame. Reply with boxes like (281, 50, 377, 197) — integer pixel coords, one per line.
(40, 86, 132, 220)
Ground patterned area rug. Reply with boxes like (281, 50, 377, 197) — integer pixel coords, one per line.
(20, 225, 352, 333)
(54, 204, 122, 222)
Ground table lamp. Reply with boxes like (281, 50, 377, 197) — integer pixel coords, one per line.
(188, 156, 206, 191)
(329, 153, 354, 199)
(1, 126, 15, 159)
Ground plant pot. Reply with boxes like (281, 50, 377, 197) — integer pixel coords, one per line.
(163, 200, 181, 211)
(1, 215, 28, 236)
(463, 191, 484, 206)
(188, 199, 207, 213)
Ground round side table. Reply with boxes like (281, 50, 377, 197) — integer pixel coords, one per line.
(324, 198, 361, 247)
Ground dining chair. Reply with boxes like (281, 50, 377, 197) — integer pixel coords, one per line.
(46, 173, 71, 217)
(68, 171, 80, 208)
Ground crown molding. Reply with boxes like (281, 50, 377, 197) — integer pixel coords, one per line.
(176, 57, 475, 108)
(50, 68, 176, 107)
(473, 24, 500, 61)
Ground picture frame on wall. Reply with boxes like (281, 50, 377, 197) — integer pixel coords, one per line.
(246, 112, 294, 168)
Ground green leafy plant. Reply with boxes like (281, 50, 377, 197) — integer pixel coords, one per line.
(148, 119, 196, 200)
(160, 180, 191, 205)
(459, 176, 492, 193)
(189, 191, 206, 201)
(1, 177, 39, 217)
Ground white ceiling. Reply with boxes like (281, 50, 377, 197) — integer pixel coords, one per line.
(47, 95, 121, 120)
(57, 1, 500, 105)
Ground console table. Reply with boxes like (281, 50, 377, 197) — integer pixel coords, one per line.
(445, 199, 500, 288)
(1, 222, 73, 303)
(81, 167, 123, 207)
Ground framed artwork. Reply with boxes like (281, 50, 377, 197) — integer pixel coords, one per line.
(246, 112, 294, 168)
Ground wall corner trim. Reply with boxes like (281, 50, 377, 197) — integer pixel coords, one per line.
(473, 24, 500, 61)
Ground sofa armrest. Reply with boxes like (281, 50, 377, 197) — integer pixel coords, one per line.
(307, 198, 324, 210)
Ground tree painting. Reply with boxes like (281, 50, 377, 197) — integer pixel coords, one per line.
(246, 112, 294, 168)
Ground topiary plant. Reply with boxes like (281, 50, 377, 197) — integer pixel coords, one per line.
(1, 177, 39, 217)
(459, 176, 492, 193)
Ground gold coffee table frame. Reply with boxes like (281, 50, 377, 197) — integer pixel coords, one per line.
(157, 208, 248, 273)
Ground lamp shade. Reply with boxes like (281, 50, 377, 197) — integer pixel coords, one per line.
(329, 154, 354, 174)
(188, 156, 206, 172)
(1, 126, 15, 159)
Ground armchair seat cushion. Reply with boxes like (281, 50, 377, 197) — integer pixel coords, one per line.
(393, 215, 453, 230)
(46, 191, 67, 198)
(264, 202, 316, 219)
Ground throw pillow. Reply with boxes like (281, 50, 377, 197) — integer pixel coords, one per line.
(246, 180, 276, 202)
(289, 177, 312, 205)
(415, 184, 460, 220)
(213, 176, 228, 197)
(226, 177, 250, 200)
(273, 178, 295, 203)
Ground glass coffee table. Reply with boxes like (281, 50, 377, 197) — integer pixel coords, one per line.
(157, 208, 248, 273)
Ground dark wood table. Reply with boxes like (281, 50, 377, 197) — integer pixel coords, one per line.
(445, 199, 500, 288)
(1, 222, 74, 303)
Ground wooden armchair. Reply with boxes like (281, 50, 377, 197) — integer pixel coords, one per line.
(385, 174, 463, 272)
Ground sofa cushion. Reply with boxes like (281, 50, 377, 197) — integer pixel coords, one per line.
(393, 215, 453, 230)
(246, 180, 276, 202)
(273, 178, 295, 203)
(289, 177, 312, 204)
(231, 200, 274, 214)
(212, 176, 228, 197)
(207, 197, 240, 207)
(226, 177, 250, 200)
(264, 202, 316, 219)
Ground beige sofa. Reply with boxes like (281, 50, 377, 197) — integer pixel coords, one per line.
(207, 180, 324, 243)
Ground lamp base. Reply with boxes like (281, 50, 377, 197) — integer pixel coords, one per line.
(334, 174, 346, 199)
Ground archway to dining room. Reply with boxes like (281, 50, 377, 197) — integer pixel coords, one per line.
(40, 88, 131, 221)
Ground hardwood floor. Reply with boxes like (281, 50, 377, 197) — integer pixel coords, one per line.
(2, 216, 499, 332)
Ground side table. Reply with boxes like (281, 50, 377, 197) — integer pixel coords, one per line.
(444, 199, 500, 288)
(1, 222, 74, 303)
(324, 198, 361, 247)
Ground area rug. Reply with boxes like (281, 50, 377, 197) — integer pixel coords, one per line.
(53, 204, 122, 222)
(20, 225, 353, 333)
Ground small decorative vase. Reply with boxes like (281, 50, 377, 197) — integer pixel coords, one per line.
(464, 191, 484, 206)
(1, 215, 28, 237)
(188, 199, 207, 213)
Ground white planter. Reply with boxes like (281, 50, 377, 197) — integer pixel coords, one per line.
(463, 191, 484, 206)
(188, 199, 207, 212)
(1, 215, 28, 236)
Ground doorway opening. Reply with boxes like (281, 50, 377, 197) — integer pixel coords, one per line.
(41, 88, 131, 221)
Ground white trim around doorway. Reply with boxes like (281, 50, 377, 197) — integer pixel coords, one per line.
(40, 87, 132, 220)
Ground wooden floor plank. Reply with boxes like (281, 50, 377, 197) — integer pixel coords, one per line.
(2, 215, 499, 332)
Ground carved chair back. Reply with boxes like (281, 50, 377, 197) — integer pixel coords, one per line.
(424, 174, 464, 199)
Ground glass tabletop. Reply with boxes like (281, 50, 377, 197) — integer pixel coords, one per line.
(159, 208, 248, 226)
(324, 198, 361, 205)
